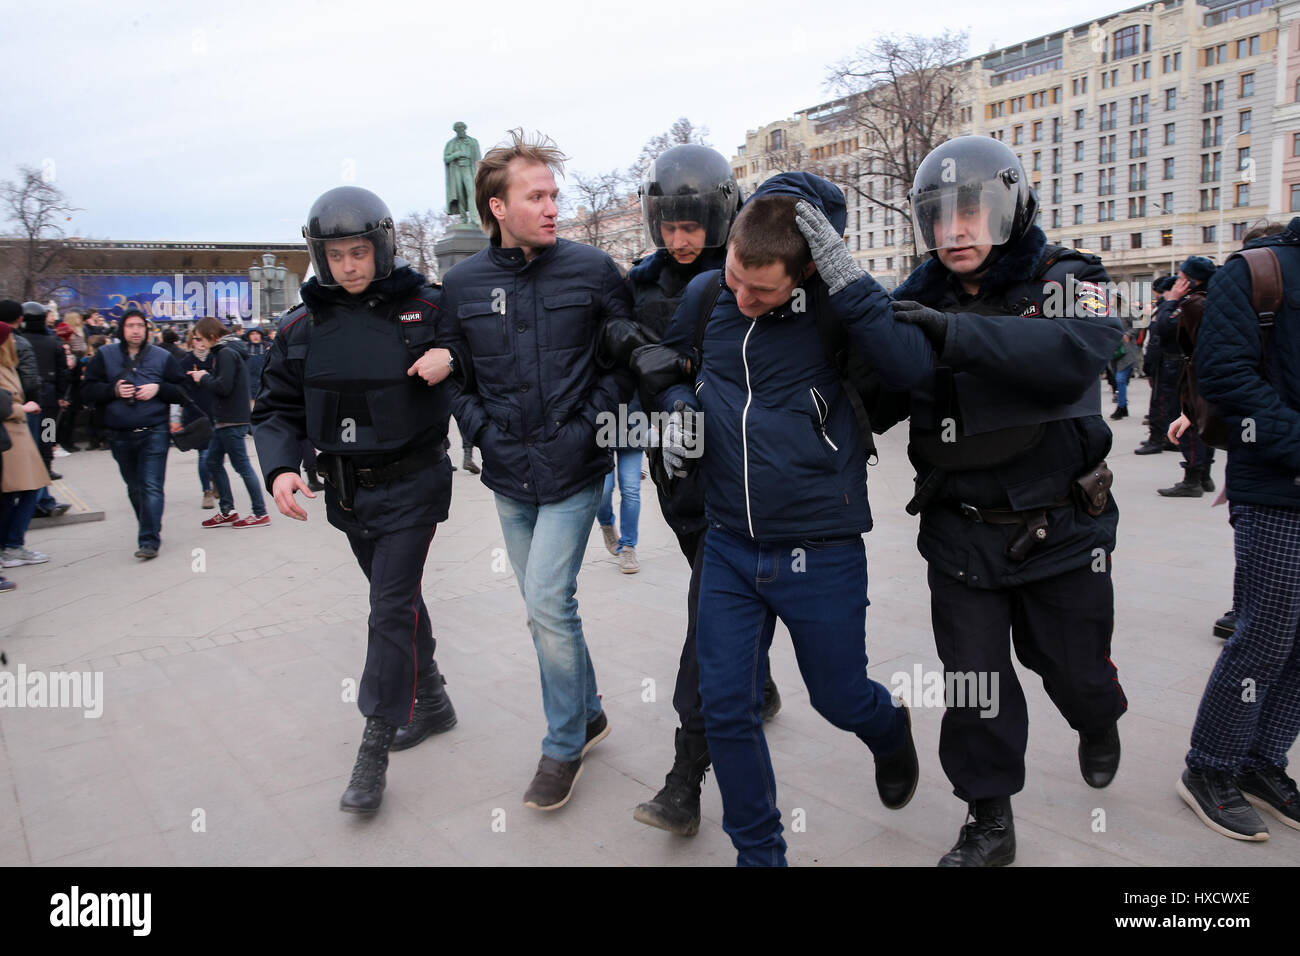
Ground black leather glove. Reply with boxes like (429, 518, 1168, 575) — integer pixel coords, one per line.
(599, 318, 656, 371)
(630, 343, 693, 397)
(892, 300, 951, 352)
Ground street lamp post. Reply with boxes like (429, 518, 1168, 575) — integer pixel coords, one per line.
(248, 253, 287, 327)
(1151, 201, 1177, 275)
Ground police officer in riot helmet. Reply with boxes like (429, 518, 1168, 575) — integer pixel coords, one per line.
(888, 135, 1128, 865)
(253, 185, 460, 813)
(598, 144, 781, 836)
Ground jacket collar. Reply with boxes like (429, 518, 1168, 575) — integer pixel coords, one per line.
(488, 238, 560, 271)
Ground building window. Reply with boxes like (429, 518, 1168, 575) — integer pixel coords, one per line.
(1291, 183, 1300, 211)
(1130, 129, 1148, 158)
(1131, 233, 1143, 248)
(1165, 88, 1177, 111)
(1100, 235, 1112, 251)
(1073, 204, 1083, 225)
(1161, 228, 1173, 246)
(1128, 196, 1147, 218)
(1014, 126, 1023, 145)
(1074, 172, 1084, 193)
(1203, 80, 1224, 112)
(1232, 222, 1248, 241)
(769, 129, 784, 150)
(1239, 146, 1251, 170)
(1203, 225, 1216, 243)
(1174, 51, 1182, 71)
(1075, 108, 1086, 130)
(1033, 121, 1043, 141)
(1239, 109, 1252, 133)
(1052, 209, 1061, 228)
(1033, 151, 1042, 171)
(1240, 72, 1255, 98)
(1199, 187, 1220, 211)
(1074, 141, 1084, 161)
(1163, 191, 1174, 211)
(1236, 183, 1250, 206)
(1163, 157, 1175, 179)
(1164, 123, 1176, 146)
(1293, 132, 1300, 157)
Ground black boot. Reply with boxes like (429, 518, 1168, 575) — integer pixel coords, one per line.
(632, 728, 711, 836)
(1078, 722, 1121, 788)
(1109, 406, 1128, 420)
(1134, 440, 1164, 455)
(462, 450, 480, 475)
(938, 797, 1016, 867)
(1157, 466, 1205, 498)
(1213, 610, 1237, 639)
(339, 716, 398, 813)
(874, 701, 919, 810)
(761, 675, 782, 721)
(1200, 468, 1215, 493)
(391, 664, 457, 751)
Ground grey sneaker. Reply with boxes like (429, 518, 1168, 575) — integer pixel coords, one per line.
(1237, 766, 1300, 831)
(2, 547, 49, 568)
(523, 755, 583, 811)
(600, 524, 618, 556)
(619, 546, 640, 574)
(1177, 767, 1269, 841)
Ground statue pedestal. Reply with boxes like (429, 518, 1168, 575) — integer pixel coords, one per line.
(435, 224, 490, 278)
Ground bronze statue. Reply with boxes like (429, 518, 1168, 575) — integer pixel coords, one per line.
(444, 122, 481, 225)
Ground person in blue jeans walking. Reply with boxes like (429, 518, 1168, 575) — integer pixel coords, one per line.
(596, 445, 641, 572)
(81, 309, 188, 559)
(187, 318, 269, 528)
(441, 130, 634, 811)
(655, 173, 932, 865)
(179, 328, 219, 508)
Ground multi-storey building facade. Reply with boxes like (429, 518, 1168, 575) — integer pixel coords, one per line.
(732, 0, 1294, 292)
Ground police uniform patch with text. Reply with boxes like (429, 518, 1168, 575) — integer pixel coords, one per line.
(1074, 281, 1109, 318)
(399, 311, 422, 323)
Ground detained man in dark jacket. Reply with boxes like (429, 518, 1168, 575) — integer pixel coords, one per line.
(440, 130, 633, 812)
(654, 172, 933, 866)
(1175, 217, 1300, 841)
(188, 318, 268, 528)
(886, 135, 1127, 866)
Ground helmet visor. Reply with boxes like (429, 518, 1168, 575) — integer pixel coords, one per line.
(303, 223, 392, 287)
(641, 190, 733, 251)
(909, 181, 1018, 256)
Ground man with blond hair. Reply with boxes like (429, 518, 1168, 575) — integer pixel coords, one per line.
(441, 129, 634, 811)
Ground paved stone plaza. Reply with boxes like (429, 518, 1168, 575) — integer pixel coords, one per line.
(1, 375, 1295, 867)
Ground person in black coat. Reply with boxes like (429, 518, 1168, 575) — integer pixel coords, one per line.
(887, 136, 1128, 866)
(178, 329, 219, 508)
(253, 186, 457, 814)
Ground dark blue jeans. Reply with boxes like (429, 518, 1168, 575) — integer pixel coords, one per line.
(109, 423, 170, 550)
(206, 425, 267, 516)
(696, 525, 903, 866)
(0, 490, 40, 550)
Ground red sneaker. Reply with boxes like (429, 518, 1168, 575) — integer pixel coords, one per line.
(232, 514, 270, 529)
(201, 511, 240, 528)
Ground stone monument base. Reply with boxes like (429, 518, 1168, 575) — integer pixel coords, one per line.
(435, 225, 490, 278)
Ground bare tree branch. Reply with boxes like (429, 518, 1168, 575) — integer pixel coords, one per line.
(0, 164, 81, 299)
(627, 117, 712, 182)
(395, 208, 454, 281)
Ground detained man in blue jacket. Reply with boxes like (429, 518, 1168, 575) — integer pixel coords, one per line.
(655, 172, 934, 865)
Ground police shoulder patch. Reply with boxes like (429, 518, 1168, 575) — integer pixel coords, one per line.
(1074, 281, 1109, 317)
(398, 311, 423, 323)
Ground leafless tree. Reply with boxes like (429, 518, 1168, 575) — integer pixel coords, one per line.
(822, 30, 970, 269)
(0, 164, 81, 299)
(395, 208, 454, 281)
(627, 117, 712, 182)
(563, 170, 638, 258)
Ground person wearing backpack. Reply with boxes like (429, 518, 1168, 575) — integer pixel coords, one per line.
(1175, 216, 1300, 841)
(651, 172, 932, 866)
(886, 135, 1128, 866)
(1156, 256, 1218, 497)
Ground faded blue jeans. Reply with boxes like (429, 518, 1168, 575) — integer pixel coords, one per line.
(495, 480, 605, 762)
(206, 425, 267, 516)
(596, 448, 642, 551)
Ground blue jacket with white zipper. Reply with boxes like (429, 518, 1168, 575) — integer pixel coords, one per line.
(656, 172, 934, 541)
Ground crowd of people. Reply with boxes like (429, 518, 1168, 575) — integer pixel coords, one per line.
(2, 129, 1297, 868)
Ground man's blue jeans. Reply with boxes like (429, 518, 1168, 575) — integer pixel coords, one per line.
(206, 425, 267, 516)
(495, 480, 604, 762)
(0, 490, 40, 549)
(697, 525, 903, 866)
(109, 423, 170, 550)
(596, 448, 642, 550)
(1115, 365, 1131, 410)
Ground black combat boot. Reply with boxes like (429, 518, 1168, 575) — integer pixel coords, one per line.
(1213, 610, 1237, 639)
(1200, 467, 1215, 493)
(1157, 466, 1205, 498)
(761, 675, 782, 721)
(1078, 722, 1121, 788)
(632, 728, 711, 836)
(339, 716, 398, 813)
(938, 796, 1016, 867)
(391, 663, 457, 751)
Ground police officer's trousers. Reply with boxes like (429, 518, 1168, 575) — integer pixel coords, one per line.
(928, 562, 1128, 801)
(346, 524, 438, 727)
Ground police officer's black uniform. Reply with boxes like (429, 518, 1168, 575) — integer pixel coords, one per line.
(252, 187, 457, 813)
(890, 136, 1129, 866)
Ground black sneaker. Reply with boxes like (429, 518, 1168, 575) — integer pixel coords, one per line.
(1212, 610, 1237, 640)
(1237, 767, 1300, 831)
(134, 547, 159, 560)
(874, 701, 919, 810)
(582, 711, 610, 757)
(1134, 441, 1164, 455)
(1176, 767, 1269, 841)
(761, 676, 782, 721)
(523, 755, 583, 811)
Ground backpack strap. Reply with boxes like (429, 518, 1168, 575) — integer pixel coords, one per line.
(1227, 247, 1283, 383)
(809, 281, 880, 462)
(692, 270, 726, 364)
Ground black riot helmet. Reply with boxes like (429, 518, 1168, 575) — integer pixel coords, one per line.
(908, 136, 1039, 264)
(302, 186, 396, 287)
(639, 145, 740, 251)
(21, 301, 48, 318)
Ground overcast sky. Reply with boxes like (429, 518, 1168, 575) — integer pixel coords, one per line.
(2, 0, 1132, 243)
